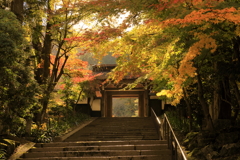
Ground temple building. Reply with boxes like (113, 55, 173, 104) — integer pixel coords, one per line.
(77, 64, 165, 117)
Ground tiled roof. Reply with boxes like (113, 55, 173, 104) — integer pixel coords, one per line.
(93, 64, 138, 80)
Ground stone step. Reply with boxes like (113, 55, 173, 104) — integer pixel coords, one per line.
(36, 140, 168, 147)
(65, 117, 159, 142)
(76, 134, 157, 136)
(76, 132, 157, 135)
(19, 118, 172, 160)
(30, 144, 168, 152)
(77, 131, 157, 133)
(19, 155, 171, 160)
(82, 130, 156, 132)
(74, 133, 157, 135)
(64, 137, 160, 141)
(23, 150, 171, 158)
(68, 135, 158, 137)
(70, 137, 157, 139)
(79, 127, 156, 130)
(73, 137, 158, 139)
(78, 128, 157, 130)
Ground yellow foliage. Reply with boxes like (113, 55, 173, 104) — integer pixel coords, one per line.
(235, 26, 240, 36)
(32, 124, 38, 130)
(157, 90, 172, 98)
(40, 123, 47, 131)
(179, 33, 217, 80)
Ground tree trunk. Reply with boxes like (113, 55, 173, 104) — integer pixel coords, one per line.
(32, 25, 44, 84)
(25, 117, 32, 136)
(196, 71, 214, 131)
(11, 0, 23, 22)
(212, 60, 232, 122)
(183, 87, 192, 131)
(36, 0, 52, 124)
(231, 37, 240, 124)
(212, 62, 220, 121)
(229, 77, 240, 124)
(41, 21, 52, 83)
(218, 77, 231, 119)
(40, 91, 51, 124)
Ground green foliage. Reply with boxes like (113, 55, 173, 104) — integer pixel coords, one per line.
(0, 9, 40, 135)
(0, 139, 17, 159)
(0, 142, 6, 159)
(166, 110, 189, 133)
(32, 112, 89, 143)
(31, 129, 57, 143)
(112, 98, 138, 117)
(59, 77, 78, 109)
(165, 103, 201, 133)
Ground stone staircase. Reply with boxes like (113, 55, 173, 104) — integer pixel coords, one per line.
(65, 117, 160, 141)
(19, 117, 172, 160)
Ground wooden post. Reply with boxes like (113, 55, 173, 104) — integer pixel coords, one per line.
(101, 90, 105, 117)
(106, 94, 112, 117)
(138, 93, 144, 117)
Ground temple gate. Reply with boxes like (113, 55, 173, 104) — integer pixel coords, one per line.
(89, 64, 163, 117)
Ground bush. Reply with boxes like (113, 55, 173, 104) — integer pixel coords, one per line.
(0, 139, 17, 159)
(31, 112, 89, 143)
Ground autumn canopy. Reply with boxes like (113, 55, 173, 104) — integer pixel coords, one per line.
(71, 0, 240, 131)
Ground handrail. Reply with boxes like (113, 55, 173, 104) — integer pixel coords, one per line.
(150, 108, 162, 140)
(151, 108, 188, 160)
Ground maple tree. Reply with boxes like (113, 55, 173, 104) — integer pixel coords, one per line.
(53, 53, 100, 109)
(21, 0, 99, 125)
(74, 0, 240, 131)
(1, 0, 100, 133)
